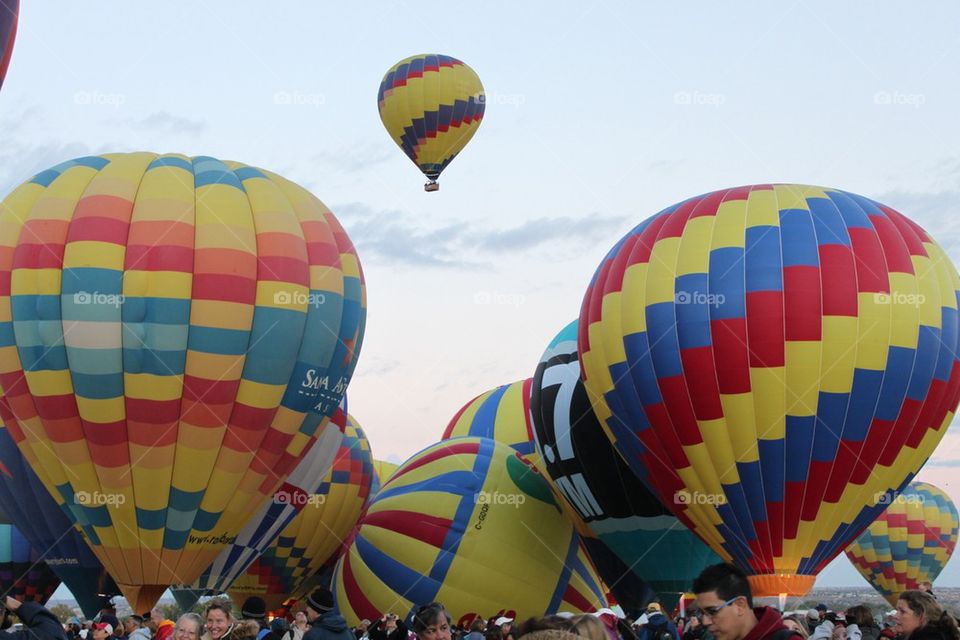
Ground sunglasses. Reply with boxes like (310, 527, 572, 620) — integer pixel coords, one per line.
(694, 597, 741, 621)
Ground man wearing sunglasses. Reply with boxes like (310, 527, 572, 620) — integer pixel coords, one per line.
(692, 564, 800, 640)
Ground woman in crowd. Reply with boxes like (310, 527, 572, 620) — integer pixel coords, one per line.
(412, 604, 452, 640)
(893, 590, 960, 640)
(175, 615, 203, 640)
(782, 616, 810, 640)
(201, 603, 236, 640)
(844, 606, 879, 640)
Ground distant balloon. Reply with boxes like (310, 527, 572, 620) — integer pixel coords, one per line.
(0, 522, 60, 603)
(378, 54, 485, 191)
(0, 153, 366, 611)
(184, 400, 347, 594)
(444, 379, 542, 469)
(334, 437, 607, 627)
(846, 481, 959, 605)
(580, 184, 960, 596)
(370, 459, 399, 497)
(532, 320, 719, 609)
(228, 413, 375, 611)
(0, 1, 18, 91)
(0, 421, 118, 617)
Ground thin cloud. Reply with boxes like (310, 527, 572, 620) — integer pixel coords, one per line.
(130, 111, 206, 136)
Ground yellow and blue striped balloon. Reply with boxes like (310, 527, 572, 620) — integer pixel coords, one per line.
(0, 153, 366, 611)
(378, 54, 485, 191)
(846, 481, 959, 605)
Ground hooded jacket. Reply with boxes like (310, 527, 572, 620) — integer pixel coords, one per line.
(304, 613, 355, 640)
(129, 628, 152, 640)
(7, 601, 68, 640)
(640, 614, 681, 640)
(742, 607, 801, 640)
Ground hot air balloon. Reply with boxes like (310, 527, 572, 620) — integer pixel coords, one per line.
(846, 481, 959, 604)
(0, 421, 119, 617)
(444, 379, 542, 469)
(579, 184, 960, 596)
(532, 319, 720, 610)
(0, 153, 366, 611)
(228, 413, 375, 611)
(0, 520, 60, 603)
(370, 459, 399, 497)
(334, 437, 607, 627)
(0, 1, 18, 92)
(181, 399, 347, 595)
(377, 54, 485, 192)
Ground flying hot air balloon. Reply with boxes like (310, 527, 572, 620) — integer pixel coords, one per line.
(444, 379, 542, 469)
(0, 153, 366, 611)
(334, 437, 607, 627)
(378, 54, 485, 191)
(0, 420, 119, 617)
(532, 319, 719, 610)
(228, 413, 375, 611)
(0, 1, 18, 92)
(579, 184, 960, 596)
(846, 481, 958, 604)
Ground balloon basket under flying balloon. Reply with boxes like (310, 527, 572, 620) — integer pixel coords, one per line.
(747, 574, 815, 598)
(425, 180, 439, 192)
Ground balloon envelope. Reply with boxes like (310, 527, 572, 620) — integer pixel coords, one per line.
(0, 422, 118, 617)
(228, 413, 375, 611)
(579, 184, 960, 595)
(0, 153, 366, 611)
(377, 54, 485, 189)
(334, 437, 607, 626)
(370, 459, 399, 497)
(532, 319, 719, 608)
(846, 481, 959, 605)
(0, 1, 18, 91)
(0, 523, 60, 603)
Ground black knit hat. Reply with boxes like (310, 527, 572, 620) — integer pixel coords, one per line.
(241, 597, 267, 620)
(306, 588, 334, 614)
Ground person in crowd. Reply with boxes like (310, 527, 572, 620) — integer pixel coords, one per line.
(893, 590, 960, 640)
(639, 604, 679, 640)
(494, 618, 516, 640)
(201, 602, 236, 640)
(2, 595, 68, 640)
(517, 617, 575, 637)
(780, 617, 808, 640)
(411, 604, 452, 640)
(844, 607, 879, 640)
(93, 624, 115, 640)
(125, 616, 151, 640)
(572, 615, 608, 640)
(303, 588, 353, 640)
(286, 613, 310, 640)
(353, 620, 371, 640)
(237, 598, 269, 640)
(592, 609, 622, 640)
(267, 619, 290, 640)
(464, 621, 485, 640)
(918, 582, 936, 600)
(804, 612, 821, 637)
(692, 563, 801, 640)
(174, 614, 202, 640)
(369, 613, 407, 640)
(144, 611, 173, 640)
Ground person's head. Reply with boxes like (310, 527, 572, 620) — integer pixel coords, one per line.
(831, 625, 847, 640)
(782, 616, 810, 640)
(384, 614, 399, 631)
(517, 617, 574, 637)
(570, 615, 607, 640)
(845, 606, 874, 628)
(647, 603, 662, 616)
(124, 617, 143, 634)
(919, 581, 933, 594)
(894, 590, 958, 638)
(152, 609, 167, 626)
(687, 618, 701, 631)
(240, 598, 266, 623)
(495, 617, 514, 636)
(692, 563, 756, 640)
(471, 620, 485, 633)
(294, 612, 308, 628)
(816, 606, 827, 622)
(92, 623, 113, 640)
(271, 620, 289, 635)
(305, 589, 335, 624)
(239, 620, 261, 640)
(204, 603, 235, 640)
(357, 620, 371, 632)
(143, 613, 159, 634)
(412, 603, 452, 640)
(175, 614, 202, 640)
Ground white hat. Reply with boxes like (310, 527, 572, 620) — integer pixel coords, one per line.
(495, 618, 514, 627)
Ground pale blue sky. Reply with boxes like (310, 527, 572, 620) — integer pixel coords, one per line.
(5, 1, 959, 599)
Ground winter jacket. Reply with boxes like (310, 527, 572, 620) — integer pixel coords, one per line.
(848, 624, 882, 640)
(908, 623, 960, 640)
(742, 607, 802, 640)
(7, 602, 69, 640)
(129, 629, 152, 640)
(304, 613, 355, 640)
(812, 622, 835, 640)
(156, 622, 175, 640)
(368, 621, 408, 640)
(639, 614, 681, 640)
